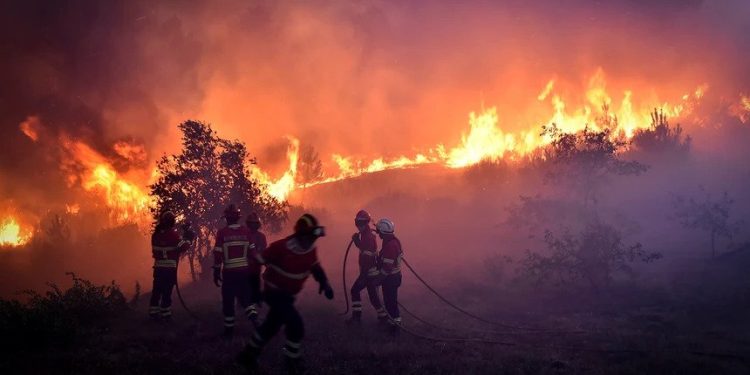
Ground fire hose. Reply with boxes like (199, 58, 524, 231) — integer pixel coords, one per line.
(174, 272, 206, 323)
(173, 223, 206, 323)
(340, 240, 587, 336)
(339, 239, 355, 316)
(400, 257, 577, 333)
(372, 249, 740, 357)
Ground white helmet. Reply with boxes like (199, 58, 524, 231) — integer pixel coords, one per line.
(375, 218, 395, 234)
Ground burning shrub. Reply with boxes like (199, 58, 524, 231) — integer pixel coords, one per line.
(0, 273, 128, 350)
(670, 188, 742, 258)
(517, 222, 661, 291)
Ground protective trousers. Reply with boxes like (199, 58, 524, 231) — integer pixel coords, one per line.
(381, 273, 402, 324)
(221, 271, 257, 328)
(149, 267, 177, 318)
(350, 273, 386, 319)
(248, 289, 304, 359)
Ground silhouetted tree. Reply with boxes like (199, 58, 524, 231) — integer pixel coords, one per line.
(518, 221, 661, 291)
(40, 213, 71, 243)
(541, 124, 649, 206)
(296, 144, 323, 185)
(671, 188, 741, 258)
(631, 109, 691, 155)
(150, 120, 287, 280)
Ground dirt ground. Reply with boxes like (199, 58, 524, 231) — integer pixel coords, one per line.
(3, 247, 749, 375)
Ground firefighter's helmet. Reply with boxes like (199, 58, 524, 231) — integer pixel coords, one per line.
(224, 204, 241, 221)
(294, 213, 326, 237)
(355, 210, 371, 223)
(159, 211, 176, 227)
(375, 218, 395, 235)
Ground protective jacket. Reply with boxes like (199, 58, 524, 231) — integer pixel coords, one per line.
(260, 236, 327, 295)
(378, 236, 403, 275)
(152, 228, 191, 268)
(354, 228, 379, 276)
(213, 224, 260, 273)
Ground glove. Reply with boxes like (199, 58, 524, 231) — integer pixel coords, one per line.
(213, 267, 222, 287)
(318, 282, 334, 300)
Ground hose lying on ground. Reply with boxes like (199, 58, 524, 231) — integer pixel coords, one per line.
(402, 257, 579, 333)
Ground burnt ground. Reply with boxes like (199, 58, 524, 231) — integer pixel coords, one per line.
(2, 248, 750, 375)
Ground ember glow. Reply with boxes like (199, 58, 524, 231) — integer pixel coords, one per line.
(18, 116, 41, 142)
(0, 217, 32, 247)
(733, 94, 750, 123)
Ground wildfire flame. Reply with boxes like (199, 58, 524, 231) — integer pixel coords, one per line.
(0, 216, 32, 247)
(282, 70, 705, 199)
(61, 138, 153, 225)
(251, 137, 300, 202)
(9, 69, 718, 225)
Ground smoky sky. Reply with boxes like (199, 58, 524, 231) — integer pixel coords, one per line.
(0, 0, 748, 218)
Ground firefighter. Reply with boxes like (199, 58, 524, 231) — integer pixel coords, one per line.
(348, 209, 387, 323)
(238, 213, 334, 374)
(245, 211, 267, 321)
(375, 218, 403, 332)
(213, 204, 257, 336)
(149, 211, 194, 320)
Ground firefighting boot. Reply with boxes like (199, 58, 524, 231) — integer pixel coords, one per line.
(346, 310, 362, 324)
(223, 315, 235, 339)
(159, 307, 172, 322)
(237, 345, 261, 373)
(245, 304, 259, 326)
(148, 305, 160, 320)
(388, 317, 402, 336)
(375, 307, 389, 324)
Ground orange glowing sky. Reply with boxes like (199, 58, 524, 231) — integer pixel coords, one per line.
(1, 0, 749, 242)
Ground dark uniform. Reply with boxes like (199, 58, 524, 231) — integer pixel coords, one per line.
(149, 213, 192, 319)
(239, 214, 333, 374)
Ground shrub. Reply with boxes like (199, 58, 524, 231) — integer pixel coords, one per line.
(0, 273, 128, 350)
(517, 222, 661, 291)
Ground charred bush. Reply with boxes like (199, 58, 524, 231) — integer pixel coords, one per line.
(517, 221, 661, 291)
(0, 273, 128, 351)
